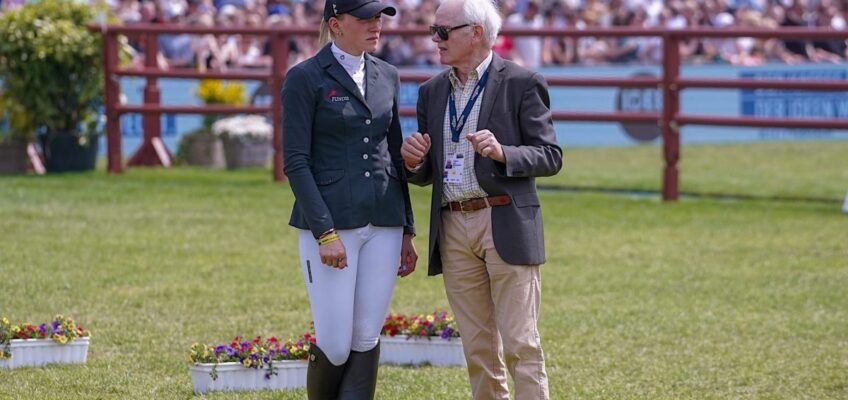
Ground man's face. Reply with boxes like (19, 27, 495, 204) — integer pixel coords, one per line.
(432, 2, 473, 66)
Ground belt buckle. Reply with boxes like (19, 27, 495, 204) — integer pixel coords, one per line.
(458, 199, 473, 214)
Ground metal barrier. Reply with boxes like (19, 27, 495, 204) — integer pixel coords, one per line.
(91, 24, 848, 201)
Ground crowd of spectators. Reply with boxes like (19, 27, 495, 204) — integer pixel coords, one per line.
(2, 0, 847, 69)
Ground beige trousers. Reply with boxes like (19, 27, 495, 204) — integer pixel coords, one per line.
(440, 207, 549, 400)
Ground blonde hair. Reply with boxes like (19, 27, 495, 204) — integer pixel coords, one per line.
(319, 19, 332, 47)
(318, 14, 346, 47)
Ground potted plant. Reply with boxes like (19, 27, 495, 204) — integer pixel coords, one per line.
(187, 333, 312, 393)
(0, 0, 109, 173)
(0, 315, 91, 369)
(212, 114, 272, 170)
(178, 80, 246, 167)
(380, 311, 466, 367)
(0, 92, 34, 175)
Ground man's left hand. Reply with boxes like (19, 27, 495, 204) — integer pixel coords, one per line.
(466, 129, 505, 163)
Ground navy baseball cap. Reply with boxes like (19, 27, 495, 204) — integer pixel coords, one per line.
(323, 0, 397, 21)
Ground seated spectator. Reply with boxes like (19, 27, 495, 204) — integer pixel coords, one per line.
(192, 13, 224, 71)
(507, 0, 544, 69)
(157, 11, 194, 69)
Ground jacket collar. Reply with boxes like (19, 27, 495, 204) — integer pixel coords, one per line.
(317, 43, 375, 116)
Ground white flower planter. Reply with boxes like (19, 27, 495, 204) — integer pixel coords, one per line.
(190, 360, 307, 393)
(379, 336, 466, 367)
(0, 337, 90, 369)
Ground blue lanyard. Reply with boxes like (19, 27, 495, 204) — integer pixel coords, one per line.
(449, 69, 490, 143)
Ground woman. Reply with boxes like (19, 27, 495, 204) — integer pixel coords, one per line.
(281, 1, 417, 399)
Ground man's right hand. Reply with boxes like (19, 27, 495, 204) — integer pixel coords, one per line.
(401, 132, 431, 170)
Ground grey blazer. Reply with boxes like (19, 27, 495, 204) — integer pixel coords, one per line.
(282, 44, 414, 239)
(407, 54, 562, 276)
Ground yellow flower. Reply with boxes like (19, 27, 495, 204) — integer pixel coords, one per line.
(1, 318, 9, 326)
(242, 359, 251, 367)
(197, 79, 246, 105)
(426, 315, 435, 323)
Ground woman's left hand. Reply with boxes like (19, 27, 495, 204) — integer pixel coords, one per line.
(398, 234, 418, 277)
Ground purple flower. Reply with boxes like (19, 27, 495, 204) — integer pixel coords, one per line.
(214, 345, 226, 354)
(441, 328, 454, 339)
(51, 321, 60, 332)
(225, 347, 237, 357)
(38, 323, 48, 336)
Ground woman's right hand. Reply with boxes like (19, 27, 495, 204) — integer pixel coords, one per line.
(319, 239, 348, 269)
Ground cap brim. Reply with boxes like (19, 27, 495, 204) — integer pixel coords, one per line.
(348, 2, 396, 19)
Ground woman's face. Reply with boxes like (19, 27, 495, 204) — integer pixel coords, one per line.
(333, 14, 384, 55)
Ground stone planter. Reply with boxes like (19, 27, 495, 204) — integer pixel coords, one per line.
(379, 336, 466, 367)
(0, 337, 90, 369)
(190, 360, 307, 393)
(0, 141, 28, 175)
(221, 136, 271, 169)
(181, 133, 225, 168)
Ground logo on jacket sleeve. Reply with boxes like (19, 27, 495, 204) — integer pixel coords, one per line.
(326, 88, 350, 102)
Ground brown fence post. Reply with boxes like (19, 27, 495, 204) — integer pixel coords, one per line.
(271, 32, 289, 182)
(661, 32, 681, 201)
(128, 32, 169, 166)
(102, 30, 123, 174)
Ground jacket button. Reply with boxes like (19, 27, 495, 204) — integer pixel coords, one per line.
(364, 171, 371, 177)
(362, 154, 369, 160)
(365, 119, 371, 125)
(363, 137, 369, 143)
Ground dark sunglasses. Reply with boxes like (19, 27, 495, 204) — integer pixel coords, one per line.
(429, 24, 471, 40)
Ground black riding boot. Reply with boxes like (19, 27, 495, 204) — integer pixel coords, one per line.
(337, 342, 380, 400)
(307, 344, 346, 400)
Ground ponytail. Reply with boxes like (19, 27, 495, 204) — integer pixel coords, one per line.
(319, 19, 332, 47)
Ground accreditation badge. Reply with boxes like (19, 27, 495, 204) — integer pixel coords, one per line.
(443, 153, 465, 184)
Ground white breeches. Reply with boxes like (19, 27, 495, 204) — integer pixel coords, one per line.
(298, 224, 402, 366)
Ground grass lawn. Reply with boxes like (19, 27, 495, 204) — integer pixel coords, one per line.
(0, 141, 846, 399)
(539, 140, 848, 202)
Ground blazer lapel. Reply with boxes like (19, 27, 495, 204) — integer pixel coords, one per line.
(476, 54, 505, 131)
(429, 71, 451, 178)
(317, 44, 371, 115)
(363, 55, 379, 116)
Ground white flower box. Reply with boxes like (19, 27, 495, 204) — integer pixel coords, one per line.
(379, 336, 466, 367)
(0, 337, 89, 369)
(190, 360, 307, 393)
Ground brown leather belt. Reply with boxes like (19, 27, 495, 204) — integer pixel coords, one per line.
(443, 195, 512, 213)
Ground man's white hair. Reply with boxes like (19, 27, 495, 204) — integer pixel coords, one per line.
(442, 0, 502, 46)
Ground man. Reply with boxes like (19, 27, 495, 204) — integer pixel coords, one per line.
(400, 0, 562, 398)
